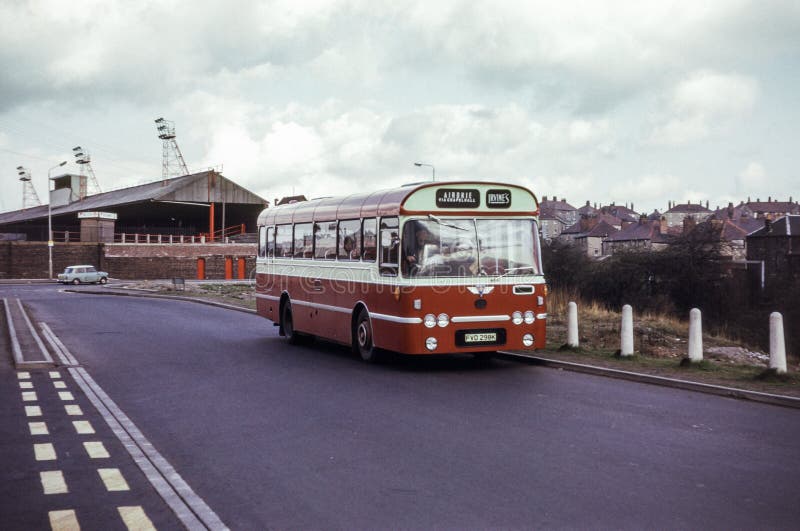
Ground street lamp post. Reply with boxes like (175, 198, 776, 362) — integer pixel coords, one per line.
(48, 161, 67, 280)
(414, 162, 435, 181)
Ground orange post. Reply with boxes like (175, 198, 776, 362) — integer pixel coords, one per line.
(209, 203, 215, 242)
(197, 258, 206, 280)
(237, 257, 246, 279)
(224, 257, 233, 280)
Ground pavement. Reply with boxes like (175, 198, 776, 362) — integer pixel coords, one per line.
(5, 279, 799, 410)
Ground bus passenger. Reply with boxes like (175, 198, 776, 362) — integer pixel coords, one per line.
(404, 223, 435, 275)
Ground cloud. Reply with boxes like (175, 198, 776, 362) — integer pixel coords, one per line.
(649, 70, 758, 145)
(737, 161, 767, 191)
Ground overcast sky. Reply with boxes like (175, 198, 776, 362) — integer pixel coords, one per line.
(1, 0, 798, 215)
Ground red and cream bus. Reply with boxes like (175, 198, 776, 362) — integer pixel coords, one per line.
(255, 181, 547, 361)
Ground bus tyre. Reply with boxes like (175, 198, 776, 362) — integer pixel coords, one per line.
(282, 302, 302, 345)
(354, 309, 380, 362)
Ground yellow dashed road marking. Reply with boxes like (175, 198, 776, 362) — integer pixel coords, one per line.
(49, 371, 62, 379)
(65, 405, 83, 416)
(84, 441, 110, 459)
(98, 468, 130, 492)
(25, 405, 42, 417)
(19, 381, 34, 389)
(29, 421, 49, 435)
(17, 371, 31, 379)
(34, 443, 57, 461)
(22, 391, 38, 401)
(49, 509, 80, 530)
(54, 381, 67, 389)
(72, 420, 95, 434)
(58, 391, 75, 401)
(40, 470, 68, 494)
(118, 506, 156, 531)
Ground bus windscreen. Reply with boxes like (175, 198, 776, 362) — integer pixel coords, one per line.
(402, 218, 541, 278)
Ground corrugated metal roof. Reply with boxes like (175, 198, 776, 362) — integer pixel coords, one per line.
(0, 171, 265, 225)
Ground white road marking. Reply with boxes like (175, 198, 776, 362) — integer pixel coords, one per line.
(54, 381, 67, 389)
(50, 371, 62, 378)
(19, 381, 33, 389)
(58, 391, 75, 401)
(73, 420, 95, 434)
(98, 468, 130, 492)
(25, 405, 42, 417)
(22, 391, 38, 401)
(34, 442, 57, 461)
(84, 441, 110, 459)
(49, 509, 80, 530)
(41, 320, 229, 530)
(29, 421, 49, 435)
(40, 470, 68, 494)
(17, 371, 31, 379)
(65, 405, 83, 416)
(118, 506, 156, 531)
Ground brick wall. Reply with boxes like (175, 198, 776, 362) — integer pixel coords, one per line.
(0, 242, 256, 280)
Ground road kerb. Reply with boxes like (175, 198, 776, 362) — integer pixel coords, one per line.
(500, 352, 800, 410)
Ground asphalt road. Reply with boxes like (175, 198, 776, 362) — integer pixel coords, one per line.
(3, 283, 800, 529)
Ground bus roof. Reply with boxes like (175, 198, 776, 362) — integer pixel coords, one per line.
(257, 181, 539, 226)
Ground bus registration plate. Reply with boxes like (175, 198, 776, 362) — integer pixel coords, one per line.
(465, 332, 497, 343)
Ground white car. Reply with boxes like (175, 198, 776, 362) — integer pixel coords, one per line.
(58, 265, 109, 285)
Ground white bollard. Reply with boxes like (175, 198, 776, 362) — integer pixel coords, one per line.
(769, 312, 787, 374)
(620, 304, 634, 357)
(567, 301, 579, 347)
(688, 308, 703, 362)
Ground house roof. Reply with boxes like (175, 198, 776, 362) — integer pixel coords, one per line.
(665, 203, 712, 214)
(689, 219, 754, 243)
(560, 220, 584, 235)
(576, 220, 619, 239)
(576, 201, 596, 216)
(744, 201, 800, 215)
(748, 215, 800, 237)
(604, 220, 674, 244)
(539, 197, 577, 213)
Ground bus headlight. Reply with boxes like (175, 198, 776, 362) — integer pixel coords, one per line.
(437, 313, 450, 327)
(424, 314, 437, 328)
(522, 334, 534, 347)
(512, 311, 523, 325)
(426, 337, 438, 351)
(524, 310, 535, 324)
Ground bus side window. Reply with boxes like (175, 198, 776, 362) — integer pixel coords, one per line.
(294, 223, 314, 258)
(275, 224, 293, 257)
(379, 217, 399, 276)
(315, 221, 337, 259)
(258, 226, 267, 258)
(338, 219, 361, 260)
(362, 218, 377, 261)
(267, 226, 276, 258)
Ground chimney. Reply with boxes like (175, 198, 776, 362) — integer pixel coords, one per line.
(542, 195, 547, 202)
(561, 198, 566, 202)
(765, 217, 772, 233)
(727, 202, 734, 219)
(630, 203, 634, 212)
(660, 216, 668, 234)
(705, 200, 709, 209)
(586, 200, 590, 206)
(768, 196, 771, 202)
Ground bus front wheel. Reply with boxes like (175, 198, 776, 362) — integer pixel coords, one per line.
(282, 302, 302, 345)
(354, 309, 380, 362)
